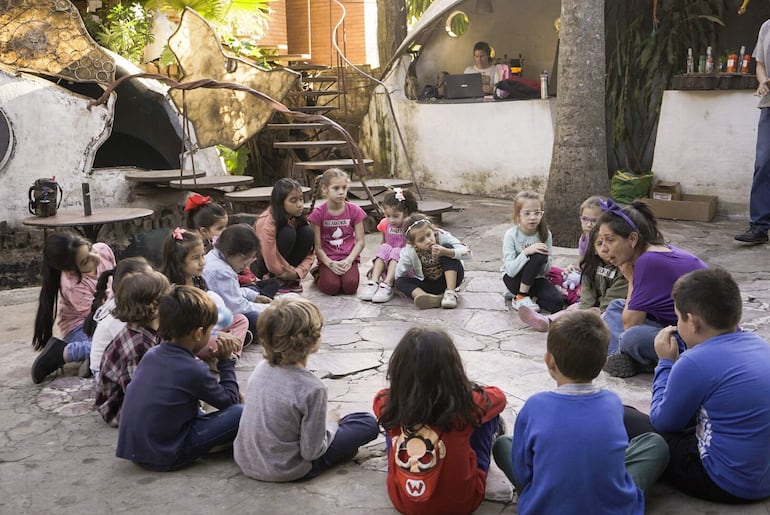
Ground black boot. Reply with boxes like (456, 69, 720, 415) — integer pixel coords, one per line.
(31, 337, 67, 384)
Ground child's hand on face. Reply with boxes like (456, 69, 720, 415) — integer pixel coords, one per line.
(430, 244, 448, 257)
(214, 332, 239, 360)
(327, 404, 341, 424)
(524, 243, 549, 256)
(654, 326, 680, 362)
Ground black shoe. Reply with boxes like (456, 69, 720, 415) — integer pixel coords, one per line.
(31, 337, 67, 384)
(735, 228, 769, 244)
(604, 352, 639, 378)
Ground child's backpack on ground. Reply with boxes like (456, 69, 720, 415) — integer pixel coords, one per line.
(392, 425, 446, 502)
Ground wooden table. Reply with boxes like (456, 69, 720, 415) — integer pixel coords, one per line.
(226, 186, 311, 204)
(23, 207, 154, 241)
(167, 175, 254, 190)
(348, 178, 414, 199)
(124, 168, 207, 184)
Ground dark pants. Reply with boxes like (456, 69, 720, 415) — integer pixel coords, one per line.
(503, 253, 564, 313)
(395, 255, 464, 297)
(277, 224, 314, 267)
(139, 403, 244, 471)
(750, 107, 770, 232)
(244, 311, 259, 336)
(303, 412, 379, 479)
(663, 428, 761, 504)
(623, 406, 761, 503)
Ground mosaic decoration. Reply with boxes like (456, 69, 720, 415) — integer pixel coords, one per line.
(0, 0, 115, 83)
(168, 8, 300, 150)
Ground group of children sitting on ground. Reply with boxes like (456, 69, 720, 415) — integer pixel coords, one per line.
(25, 168, 770, 512)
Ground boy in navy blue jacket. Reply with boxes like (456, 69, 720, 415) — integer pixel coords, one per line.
(650, 268, 770, 503)
(116, 285, 243, 471)
(492, 310, 668, 515)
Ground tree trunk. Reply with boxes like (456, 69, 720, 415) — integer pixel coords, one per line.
(376, 0, 407, 70)
(544, 0, 609, 246)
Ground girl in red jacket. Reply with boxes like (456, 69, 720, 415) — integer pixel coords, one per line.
(373, 327, 506, 514)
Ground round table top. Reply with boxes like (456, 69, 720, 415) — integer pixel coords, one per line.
(418, 200, 454, 216)
(124, 169, 207, 182)
(23, 207, 154, 228)
(293, 159, 374, 170)
(226, 186, 311, 202)
(348, 178, 414, 190)
(168, 176, 253, 189)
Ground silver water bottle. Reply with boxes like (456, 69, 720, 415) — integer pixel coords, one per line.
(540, 70, 548, 99)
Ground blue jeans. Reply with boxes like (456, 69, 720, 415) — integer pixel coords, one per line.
(141, 403, 244, 471)
(63, 325, 91, 363)
(304, 412, 379, 479)
(602, 299, 663, 365)
(750, 107, 770, 232)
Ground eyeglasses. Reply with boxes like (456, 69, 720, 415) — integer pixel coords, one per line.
(521, 210, 544, 218)
(579, 216, 598, 225)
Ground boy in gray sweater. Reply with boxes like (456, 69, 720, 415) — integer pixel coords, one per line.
(234, 297, 378, 481)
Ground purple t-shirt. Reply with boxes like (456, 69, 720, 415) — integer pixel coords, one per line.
(308, 201, 367, 261)
(628, 246, 707, 325)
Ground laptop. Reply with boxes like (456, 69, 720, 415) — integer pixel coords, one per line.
(444, 73, 484, 99)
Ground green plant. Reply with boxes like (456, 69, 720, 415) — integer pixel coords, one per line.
(95, 3, 155, 64)
(606, 0, 725, 172)
(217, 144, 249, 174)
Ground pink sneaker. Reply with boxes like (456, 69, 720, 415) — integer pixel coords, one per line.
(518, 305, 550, 332)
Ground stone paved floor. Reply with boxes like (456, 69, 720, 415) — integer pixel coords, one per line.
(1, 191, 769, 514)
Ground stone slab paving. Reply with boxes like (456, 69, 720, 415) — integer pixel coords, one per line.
(1, 190, 769, 514)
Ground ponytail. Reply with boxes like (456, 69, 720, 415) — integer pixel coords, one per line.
(82, 269, 115, 337)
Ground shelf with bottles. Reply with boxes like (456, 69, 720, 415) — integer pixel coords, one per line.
(671, 73, 757, 91)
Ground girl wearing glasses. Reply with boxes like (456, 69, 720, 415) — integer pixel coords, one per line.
(501, 191, 564, 313)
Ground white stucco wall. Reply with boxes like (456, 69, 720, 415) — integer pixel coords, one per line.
(0, 68, 116, 228)
(651, 90, 759, 216)
(360, 59, 555, 197)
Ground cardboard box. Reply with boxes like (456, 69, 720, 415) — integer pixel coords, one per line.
(644, 194, 717, 222)
(651, 181, 682, 201)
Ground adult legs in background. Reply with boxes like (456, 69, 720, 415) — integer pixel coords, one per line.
(305, 412, 379, 478)
(736, 107, 770, 242)
(619, 322, 664, 368)
(603, 299, 625, 355)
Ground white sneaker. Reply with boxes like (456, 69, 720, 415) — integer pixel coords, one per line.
(372, 283, 394, 303)
(513, 295, 540, 312)
(441, 289, 458, 309)
(359, 281, 379, 301)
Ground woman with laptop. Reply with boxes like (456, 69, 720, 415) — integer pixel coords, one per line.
(464, 41, 500, 95)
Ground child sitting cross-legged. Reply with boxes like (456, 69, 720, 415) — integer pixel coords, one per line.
(234, 296, 378, 481)
(94, 270, 170, 427)
(116, 285, 243, 471)
(646, 268, 770, 503)
(492, 310, 669, 514)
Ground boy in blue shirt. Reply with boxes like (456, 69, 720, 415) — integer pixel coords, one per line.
(650, 268, 770, 502)
(492, 310, 668, 514)
(116, 285, 243, 471)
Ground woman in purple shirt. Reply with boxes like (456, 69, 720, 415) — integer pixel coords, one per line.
(596, 200, 706, 378)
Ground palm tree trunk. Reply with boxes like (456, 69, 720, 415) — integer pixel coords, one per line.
(544, 0, 609, 246)
(377, 0, 407, 69)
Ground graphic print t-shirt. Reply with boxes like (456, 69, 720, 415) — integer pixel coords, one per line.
(308, 201, 367, 261)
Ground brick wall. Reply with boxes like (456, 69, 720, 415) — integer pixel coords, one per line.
(286, 0, 311, 55)
(259, 0, 288, 50)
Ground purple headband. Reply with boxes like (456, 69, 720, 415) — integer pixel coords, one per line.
(599, 198, 639, 233)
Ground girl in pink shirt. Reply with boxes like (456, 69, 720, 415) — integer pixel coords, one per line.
(32, 233, 116, 383)
(308, 169, 366, 295)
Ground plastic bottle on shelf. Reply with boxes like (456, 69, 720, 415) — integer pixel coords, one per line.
(686, 48, 694, 74)
(737, 45, 746, 74)
(540, 70, 548, 99)
(698, 54, 706, 73)
(727, 51, 738, 73)
(705, 46, 714, 73)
